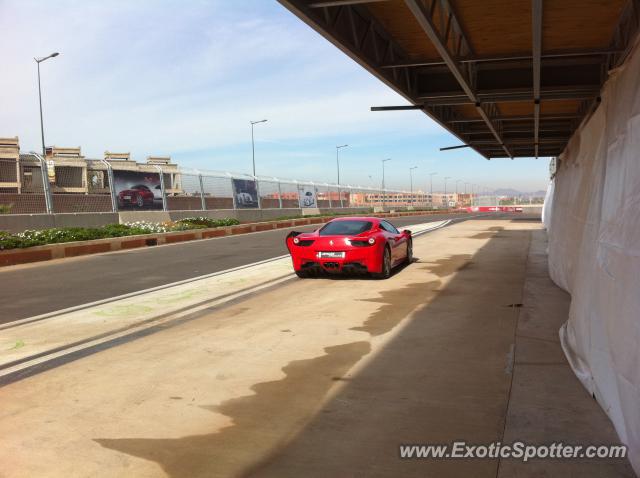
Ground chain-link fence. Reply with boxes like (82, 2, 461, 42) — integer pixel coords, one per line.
(0, 155, 467, 215)
(471, 195, 500, 207)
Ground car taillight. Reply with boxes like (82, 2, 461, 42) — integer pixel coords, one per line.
(349, 239, 374, 247)
(292, 237, 314, 246)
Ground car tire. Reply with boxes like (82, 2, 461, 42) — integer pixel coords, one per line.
(372, 246, 392, 279)
(405, 239, 413, 264)
(295, 270, 309, 279)
(136, 195, 144, 208)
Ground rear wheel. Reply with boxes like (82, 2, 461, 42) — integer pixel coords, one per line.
(372, 246, 392, 279)
(295, 270, 309, 279)
(405, 239, 413, 264)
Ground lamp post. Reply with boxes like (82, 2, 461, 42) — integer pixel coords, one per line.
(444, 176, 451, 208)
(335, 144, 348, 185)
(382, 158, 391, 210)
(455, 179, 462, 207)
(429, 172, 437, 208)
(409, 166, 418, 206)
(250, 119, 267, 176)
(35, 52, 59, 159)
(335, 144, 348, 207)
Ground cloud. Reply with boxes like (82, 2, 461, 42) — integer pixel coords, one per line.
(0, 1, 549, 191)
(0, 1, 437, 158)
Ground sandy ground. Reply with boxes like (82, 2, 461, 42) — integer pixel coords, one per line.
(0, 219, 631, 477)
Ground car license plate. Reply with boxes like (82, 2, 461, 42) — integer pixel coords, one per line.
(123, 196, 131, 200)
(319, 251, 345, 259)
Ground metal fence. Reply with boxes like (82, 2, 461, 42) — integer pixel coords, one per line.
(0, 154, 468, 214)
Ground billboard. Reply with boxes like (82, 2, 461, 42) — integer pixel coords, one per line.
(298, 185, 317, 208)
(232, 179, 259, 209)
(46, 160, 56, 184)
(113, 170, 163, 210)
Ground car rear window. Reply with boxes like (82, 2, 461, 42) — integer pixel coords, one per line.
(319, 220, 373, 236)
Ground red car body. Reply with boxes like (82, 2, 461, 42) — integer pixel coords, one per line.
(118, 184, 155, 208)
(285, 217, 412, 279)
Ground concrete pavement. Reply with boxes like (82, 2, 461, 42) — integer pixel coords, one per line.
(0, 219, 630, 477)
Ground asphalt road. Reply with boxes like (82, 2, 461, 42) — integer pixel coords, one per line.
(0, 213, 534, 323)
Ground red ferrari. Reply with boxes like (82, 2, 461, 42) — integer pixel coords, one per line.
(286, 217, 412, 279)
(117, 184, 155, 208)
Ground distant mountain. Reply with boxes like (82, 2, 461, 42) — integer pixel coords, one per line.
(492, 188, 546, 197)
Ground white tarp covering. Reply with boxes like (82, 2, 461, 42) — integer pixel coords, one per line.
(547, 38, 640, 474)
(541, 180, 554, 231)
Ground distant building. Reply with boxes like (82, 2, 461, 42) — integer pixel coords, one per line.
(1, 137, 182, 195)
(0, 137, 20, 192)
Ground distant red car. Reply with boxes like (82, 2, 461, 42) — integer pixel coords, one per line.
(118, 184, 155, 208)
(286, 217, 412, 279)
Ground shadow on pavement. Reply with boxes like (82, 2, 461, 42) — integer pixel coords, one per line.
(95, 225, 629, 477)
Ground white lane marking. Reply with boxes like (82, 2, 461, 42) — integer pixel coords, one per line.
(0, 254, 289, 331)
(0, 275, 293, 381)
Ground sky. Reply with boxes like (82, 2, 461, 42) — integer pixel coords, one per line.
(0, 0, 551, 193)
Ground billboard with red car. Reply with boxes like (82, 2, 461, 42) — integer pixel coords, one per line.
(113, 170, 163, 210)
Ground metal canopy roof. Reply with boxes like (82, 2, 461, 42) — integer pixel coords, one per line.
(278, 0, 640, 159)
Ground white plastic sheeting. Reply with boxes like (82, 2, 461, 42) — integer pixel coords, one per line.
(547, 38, 640, 474)
(541, 180, 554, 231)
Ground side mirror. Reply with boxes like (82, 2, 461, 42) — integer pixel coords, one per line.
(403, 229, 412, 235)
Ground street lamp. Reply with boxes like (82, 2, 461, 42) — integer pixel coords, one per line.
(382, 158, 391, 210)
(335, 144, 348, 208)
(34, 52, 60, 159)
(335, 144, 348, 185)
(250, 119, 267, 176)
(455, 179, 462, 207)
(428, 172, 437, 208)
(444, 176, 451, 207)
(409, 166, 418, 206)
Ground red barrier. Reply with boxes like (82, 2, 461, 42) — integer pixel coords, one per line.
(466, 206, 523, 213)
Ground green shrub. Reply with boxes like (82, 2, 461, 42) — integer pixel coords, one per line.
(0, 217, 241, 250)
(0, 204, 13, 214)
(177, 217, 240, 228)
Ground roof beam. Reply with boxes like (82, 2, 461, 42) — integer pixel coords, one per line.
(371, 105, 423, 111)
(447, 113, 581, 124)
(470, 138, 569, 146)
(416, 88, 599, 105)
(532, 0, 542, 158)
(403, 0, 513, 158)
(380, 49, 623, 68)
(309, 0, 390, 7)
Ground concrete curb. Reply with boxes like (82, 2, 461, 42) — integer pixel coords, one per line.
(0, 210, 465, 267)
